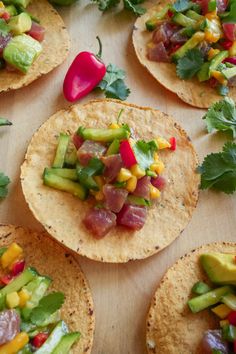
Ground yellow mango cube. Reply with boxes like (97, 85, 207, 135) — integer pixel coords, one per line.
(126, 176, 137, 193)
(1, 243, 23, 269)
(0, 332, 29, 354)
(150, 185, 161, 199)
(117, 168, 132, 182)
(130, 164, 145, 179)
(109, 123, 120, 129)
(6, 292, 20, 309)
(18, 289, 31, 308)
(211, 304, 232, 319)
(156, 137, 171, 149)
(150, 160, 165, 174)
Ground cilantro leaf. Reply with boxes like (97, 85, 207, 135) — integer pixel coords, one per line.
(30, 292, 65, 326)
(0, 172, 10, 199)
(97, 63, 130, 101)
(176, 49, 204, 80)
(0, 118, 12, 127)
(203, 97, 236, 138)
(172, 0, 193, 12)
(198, 142, 236, 194)
(123, 0, 146, 15)
(222, 0, 236, 23)
(91, 0, 120, 11)
(133, 140, 158, 170)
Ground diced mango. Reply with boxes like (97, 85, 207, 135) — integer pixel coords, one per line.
(153, 152, 159, 162)
(211, 304, 232, 319)
(18, 289, 30, 308)
(1, 243, 23, 269)
(220, 319, 229, 327)
(211, 70, 227, 85)
(126, 176, 137, 193)
(150, 185, 161, 199)
(205, 31, 221, 43)
(6, 292, 20, 309)
(150, 160, 165, 174)
(205, 10, 218, 20)
(94, 176, 105, 190)
(0, 332, 29, 354)
(156, 137, 171, 149)
(208, 48, 220, 60)
(130, 164, 146, 179)
(94, 191, 104, 201)
(0, 2, 4, 8)
(109, 123, 120, 129)
(117, 168, 132, 182)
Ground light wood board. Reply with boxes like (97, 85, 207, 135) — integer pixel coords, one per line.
(0, 1, 235, 353)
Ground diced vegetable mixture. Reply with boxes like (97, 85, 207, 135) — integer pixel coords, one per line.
(188, 252, 236, 353)
(146, 0, 236, 95)
(0, 0, 45, 73)
(0, 242, 80, 353)
(43, 115, 176, 238)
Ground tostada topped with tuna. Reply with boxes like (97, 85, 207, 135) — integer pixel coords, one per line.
(43, 116, 176, 238)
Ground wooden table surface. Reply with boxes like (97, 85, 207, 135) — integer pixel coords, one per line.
(0, 2, 236, 353)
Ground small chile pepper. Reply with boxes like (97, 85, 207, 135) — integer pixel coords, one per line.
(63, 36, 106, 102)
(32, 333, 49, 348)
(169, 137, 176, 151)
(120, 140, 137, 168)
(11, 260, 25, 276)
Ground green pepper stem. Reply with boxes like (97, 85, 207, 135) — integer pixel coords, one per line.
(96, 36, 103, 59)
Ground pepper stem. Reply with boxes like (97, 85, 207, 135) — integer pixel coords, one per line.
(96, 36, 103, 58)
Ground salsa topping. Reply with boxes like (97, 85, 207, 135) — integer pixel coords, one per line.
(43, 115, 176, 238)
(0, 242, 80, 353)
(145, 0, 236, 95)
(0, 1, 45, 73)
(188, 251, 236, 353)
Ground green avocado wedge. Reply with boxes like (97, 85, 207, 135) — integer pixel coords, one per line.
(200, 253, 236, 285)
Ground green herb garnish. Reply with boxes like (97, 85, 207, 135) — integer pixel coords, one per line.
(97, 63, 130, 101)
(198, 142, 236, 194)
(133, 140, 158, 170)
(0, 173, 10, 199)
(0, 118, 12, 126)
(176, 49, 204, 79)
(203, 97, 236, 138)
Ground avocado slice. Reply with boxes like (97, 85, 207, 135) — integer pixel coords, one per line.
(3, 34, 42, 73)
(8, 12, 32, 35)
(52, 332, 81, 354)
(200, 252, 236, 285)
(172, 31, 205, 62)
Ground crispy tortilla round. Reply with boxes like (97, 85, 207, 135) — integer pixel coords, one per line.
(21, 99, 199, 263)
(0, 0, 70, 93)
(0, 224, 95, 353)
(132, 1, 236, 108)
(146, 242, 236, 354)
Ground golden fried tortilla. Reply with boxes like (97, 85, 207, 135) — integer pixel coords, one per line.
(132, 1, 236, 108)
(0, 224, 95, 353)
(146, 242, 236, 354)
(21, 99, 199, 263)
(0, 0, 69, 93)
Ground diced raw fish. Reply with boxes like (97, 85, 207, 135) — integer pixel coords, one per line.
(0, 33, 11, 54)
(83, 207, 116, 238)
(102, 154, 123, 182)
(103, 184, 128, 213)
(201, 330, 229, 354)
(0, 310, 20, 345)
(151, 176, 166, 190)
(117, 204, 147, 230)
(147, 42, 170, 62)
(27, 21, 45, 42)
(133, 176, 151, 199)
(73, 133, 84, 150)
(77, 140, 106, 165)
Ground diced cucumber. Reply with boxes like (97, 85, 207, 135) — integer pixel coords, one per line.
(127, 195, 151, 206)
(197, 62, 211, 82)
(22, 276, 52, 320)
(188, 286, 232, 313)
(36, 321, 69, 354)
(222, 293, 236, 310)
(145, 5, 170, 31)
(222, 324, 236, 342)
(106, 139, 120, 156)
(1, 267, 37, 297)
(172, 13, 197, 28)
(52, 332, 81, 354)
(77, 126, 129, 142)
(44, 168, 78, 182)
(64, 148, 78, 167)
(208, 0, 217, 11)
(43, 170, 88, 200)
(172, 31, 205, 62)
(18, 344, 33, 354)
(191, 281, 211, 295)
(52, 133, 70, 168)
(222, 66, 236, 80)
(209, 51, 229, 73)
(0, 247, 7, 257)
(185, 10, 203, 21)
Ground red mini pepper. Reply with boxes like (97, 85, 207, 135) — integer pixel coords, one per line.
(228, 311, 236, 326)
(119, 140, 137, 168)
(0, 274, 13, 285)
(11, 260, 25, 276)
(32, 333, 49, 348)
(169, 137, 176, 151)
(63, 37, 106, 102)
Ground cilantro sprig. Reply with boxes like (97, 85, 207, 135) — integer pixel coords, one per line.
(203, 97, 236, 138)
(0, 118, 12, 127)
(91, 0, 146, 15)
(133, 140, 158, 170)
(30, 292, 65, 326)
(97, 63, 130, 101)
(176, 49, 204, 80)
(198, 142, 236, 194)
(0, 173, 10, 199)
